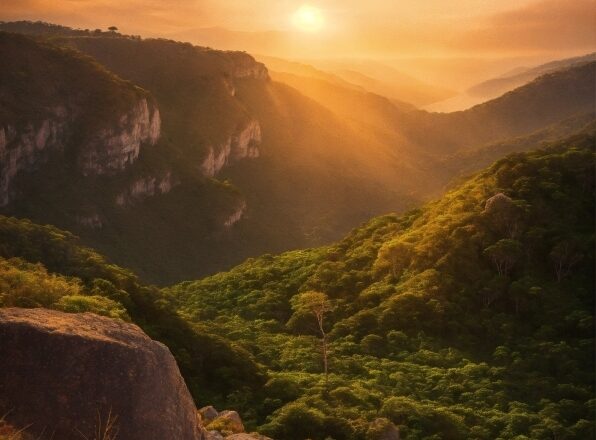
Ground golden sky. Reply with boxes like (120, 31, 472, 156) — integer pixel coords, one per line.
(1, 0, 595, 59)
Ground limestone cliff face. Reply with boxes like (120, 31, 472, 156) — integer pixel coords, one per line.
(0, 107, 69, 206)
(116, 171, 178, 207)
(201, 120, 261, 177)
(0, 98, 161, 207)
(79, 98, 161, 175)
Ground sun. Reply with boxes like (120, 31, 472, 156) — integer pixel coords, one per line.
(292, 5, 325, 33)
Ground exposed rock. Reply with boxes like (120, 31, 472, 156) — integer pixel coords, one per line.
(79, 98, 161, 175)
(484, 192, 521, 237)
(226, 434, 273, 440)
(205, 431, 225, 440)
(0, 107, 68, 206)
(224, 200, 247, 228)
(199, 405, 220, 424)
(116, 171, 178, 206)
(0, 97, 161, 207)
(0, 308, 202, 440)
(484, 192, 514, 213)
(228, 53, 269, 80)
(200, 120, 261, 177)
(208, 410, 245, 435)
(75, 212, 103, 229)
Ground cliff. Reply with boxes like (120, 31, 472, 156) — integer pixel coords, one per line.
(79, 97, 161, 175)
(0, 32, 162, 206)
(201, 120, 261, 177)
(116, 170, 178, 206)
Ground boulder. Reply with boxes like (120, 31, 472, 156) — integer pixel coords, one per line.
(199, 405, 220, 424)
(205, 431, 225, 440)
(226, 434, 273, 440)
(0, 308, 202, 440)
(484, 192, 514, 213)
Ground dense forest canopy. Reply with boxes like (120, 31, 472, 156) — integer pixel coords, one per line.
(167, 133, 595, 439)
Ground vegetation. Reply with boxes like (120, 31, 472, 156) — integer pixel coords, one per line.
(167, 133, 595, 438)
(0, 216, 265, 408)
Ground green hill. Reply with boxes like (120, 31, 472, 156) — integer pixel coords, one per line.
(168, 132, 595, 439)
(0, 214, 265, 410)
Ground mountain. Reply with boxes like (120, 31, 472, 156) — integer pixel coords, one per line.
(1, 21, 594, 286)
(403, 61, 596, 154)
(427, 52, 596, 112)
(0, 25, 419, 284)
(308, 59, 455, 107)
(468, 52, 596, 101)
(168, 132, 595, 439)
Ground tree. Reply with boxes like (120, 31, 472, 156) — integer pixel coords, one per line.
(483, 239, 523, 276)
(291, 291, 333, 382)
(375, 240, 413, 279)
(108, 26, 118, 32)
(550, 240, 583, 282)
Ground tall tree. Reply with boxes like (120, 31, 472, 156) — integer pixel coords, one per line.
(291, 291, 333, 382)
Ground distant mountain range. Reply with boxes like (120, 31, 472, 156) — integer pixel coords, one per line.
(427, 52, 596, 112)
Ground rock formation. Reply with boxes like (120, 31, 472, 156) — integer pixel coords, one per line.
(79, 98, 161, 175)
(0, 107, 69, 206)
(0, 308, 202, 440)
(201, 120, 261, 177)
(224, 200, 247, 228)
(116, 171, 178, 206)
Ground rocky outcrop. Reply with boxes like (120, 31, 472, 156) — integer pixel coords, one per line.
(0, 107, 69, 206)
(228, 53, 269, 80)
(75, 212, 103, 229)
(199, 406, 271, 440)
(79, 98, 161, 175)
(0, 308, 202, 440)
(201, 120, 261, 177)
(224, 200, 247, 228)
(0, 97, 161, 207)
(116, 171, 178, 206)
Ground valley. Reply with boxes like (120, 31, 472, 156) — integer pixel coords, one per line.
(0, 11, 594, 440)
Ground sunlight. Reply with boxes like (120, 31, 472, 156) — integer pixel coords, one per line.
(292, 4, 325, 33)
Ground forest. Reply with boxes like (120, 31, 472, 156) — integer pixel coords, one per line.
(2, 132, 593, 439)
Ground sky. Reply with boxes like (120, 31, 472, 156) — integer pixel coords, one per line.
(1, 0, 595, 60)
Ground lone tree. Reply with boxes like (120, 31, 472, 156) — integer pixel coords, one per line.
(291, 291, 333, 382)
(108, 26, 118, 33)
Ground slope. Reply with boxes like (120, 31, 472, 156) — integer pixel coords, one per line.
(169, 131, 595, 439)
(0, 214, 266, 411)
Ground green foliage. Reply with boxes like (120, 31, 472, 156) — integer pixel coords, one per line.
(170, 134, 595, 438)
(0, 215, 265, 409)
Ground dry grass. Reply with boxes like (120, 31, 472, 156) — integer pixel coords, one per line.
(76, 408, 119, 440)
(0, 412, 33, 440)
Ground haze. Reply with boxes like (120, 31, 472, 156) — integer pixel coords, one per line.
(1, 0, 595, 92)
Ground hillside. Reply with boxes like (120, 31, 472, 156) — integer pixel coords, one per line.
(0, 214, 266, 410)
(426, 53, 596, 113)
(0, 23, 425, 284)
(403, 61, 596, 153)
(468, 52, 596, 101)
(1, 21, 594, 286)
(168, 133, 595, 439)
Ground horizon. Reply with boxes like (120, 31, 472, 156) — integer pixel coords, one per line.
(2, 0, 595, 62)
